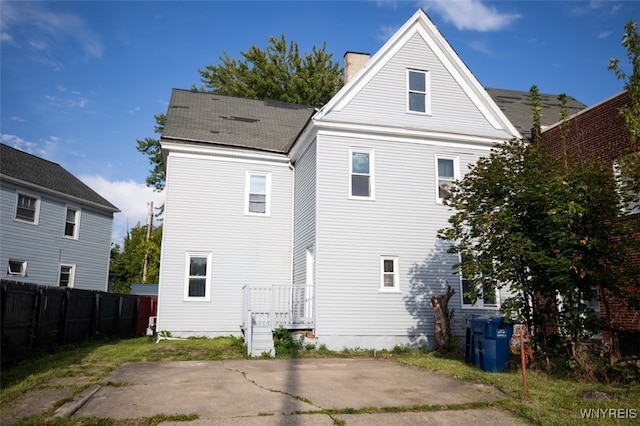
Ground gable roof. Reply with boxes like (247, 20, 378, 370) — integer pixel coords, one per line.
(314, 9, 521, 140)
(161, 89, 316, 154)
(486, 87, 587, 141)
(0, 144, 119, 213)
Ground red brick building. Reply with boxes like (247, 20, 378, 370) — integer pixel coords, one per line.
(541, 91, 639, 354)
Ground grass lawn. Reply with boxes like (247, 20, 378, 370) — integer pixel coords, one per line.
(1, 337, 638, 425)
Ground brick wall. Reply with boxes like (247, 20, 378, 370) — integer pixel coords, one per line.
(541, 91, 634, 163)
(541, 90, 640, 333)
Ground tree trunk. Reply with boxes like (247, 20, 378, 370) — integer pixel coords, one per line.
(431, 282, 455, 351)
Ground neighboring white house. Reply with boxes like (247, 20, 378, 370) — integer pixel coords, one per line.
(156, 9, 536, 352)
(0, 144, 119, 291)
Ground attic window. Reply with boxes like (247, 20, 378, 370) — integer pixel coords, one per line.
(407, 69, 431, 114)
(219, 115, 259, 123)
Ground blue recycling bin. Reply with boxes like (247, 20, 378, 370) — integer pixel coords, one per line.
(466, 317, 513, 372)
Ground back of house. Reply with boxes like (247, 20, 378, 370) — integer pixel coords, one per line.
(156, 9, 586, 351)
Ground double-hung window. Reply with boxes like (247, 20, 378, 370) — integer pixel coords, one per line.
(407, 69, 430, 114)
(15, 193, 39, 224)
(7, 259, 27, 276)
(59, 264, 75, 287)
(460, 256, 498, 308)
(64, 207, 80, 239)
(436, 156, 458, 203)
(380, 256, 399, 292)
(245, 172, 271, 216)
(184, 252, 212, 301)
(350, 148, 374, 199)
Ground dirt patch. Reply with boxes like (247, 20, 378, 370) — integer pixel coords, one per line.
(1, 387, 71, 425)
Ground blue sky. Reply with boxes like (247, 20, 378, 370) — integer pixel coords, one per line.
(1, 0, 636, 244)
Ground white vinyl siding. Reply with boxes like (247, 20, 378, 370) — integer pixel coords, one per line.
(349, 148, 374, 199)
(314, 131, 505, 349)
(407, 69, 430, 114)
(293, 139, 317, 289)
(435, 155, 458, 204)
(323, 34, 514, 141)
(184, 252, 212, 301)
(158, 153, 292, 336)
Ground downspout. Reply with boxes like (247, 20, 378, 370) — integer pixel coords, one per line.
(288, 160, 295, 288)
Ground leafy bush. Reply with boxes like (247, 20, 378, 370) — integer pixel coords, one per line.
(273, 326, 302, 358)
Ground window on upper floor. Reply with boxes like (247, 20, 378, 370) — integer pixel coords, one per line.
(380, 256, 399, 292)
(407, 69, 430, 114)
(460, 255, 499, 309)
(184, 252, 212, 301)
(15, 193, 39, 224)
(7, 259, 27, 276)
(245, 172, 271, 216)
(64, 207, 80, 239)
(613, 153, 640, 215)
(59, 264, 76, 287)
(350, 148, 374, 199)
(436, 156, 459, 203)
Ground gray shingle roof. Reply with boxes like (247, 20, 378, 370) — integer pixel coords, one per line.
(0, 143, 119, 212)
(486, 88, 587, 141)
(161, 89, 316, 153)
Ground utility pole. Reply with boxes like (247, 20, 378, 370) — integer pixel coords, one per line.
(142, 201, 153, 283)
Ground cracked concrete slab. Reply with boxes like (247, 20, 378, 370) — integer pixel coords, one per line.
(66, 358, 528, 425)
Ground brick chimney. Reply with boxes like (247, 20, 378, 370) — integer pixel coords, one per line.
(344, 52, 370, 84)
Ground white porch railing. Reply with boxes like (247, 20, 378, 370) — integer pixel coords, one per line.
(242, 285, 314, 330)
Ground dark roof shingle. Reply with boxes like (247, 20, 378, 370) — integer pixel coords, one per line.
(486, 88, 587, 141)
(161, 89, 316, 153)
(0, 144, 119, 212)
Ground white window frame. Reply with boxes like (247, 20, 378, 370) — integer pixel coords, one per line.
(244, 172, 271, 216)
(64, 206, 81, 239)
(7, 259, 27, 276)
(349, 148, 375, 200)
(59, 264, 76, 288)
(407, 69, 431, 115)
(14, 192, 40, 224)
(435, 155, 459, 204)
(613, 156, 640, 215)
(380, 256, 399, 292)
(459, 255, 499, 309)
(184, 252, 212, 302)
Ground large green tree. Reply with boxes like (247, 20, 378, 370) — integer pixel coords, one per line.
(196, 34, 342, 107)
(110, 224, 163, 294)
(137, 35, 343, 191)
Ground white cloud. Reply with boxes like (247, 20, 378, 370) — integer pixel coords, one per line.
(79, 176, 165, 246)
(0, 1, 103, 64)
(1, 133, 58, 159)
(596, 30, 614, 39)
(420, 0, 521, 31)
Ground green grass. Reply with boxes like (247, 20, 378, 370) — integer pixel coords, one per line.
(2, 337, 638, 426)
(396, 351, 640, 425)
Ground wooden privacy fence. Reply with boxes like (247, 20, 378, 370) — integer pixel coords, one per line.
(1, 280, 157, 367)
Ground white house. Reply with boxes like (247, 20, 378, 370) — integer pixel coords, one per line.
(156, 9, 527, 353)
(0, 144, 119, 291)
